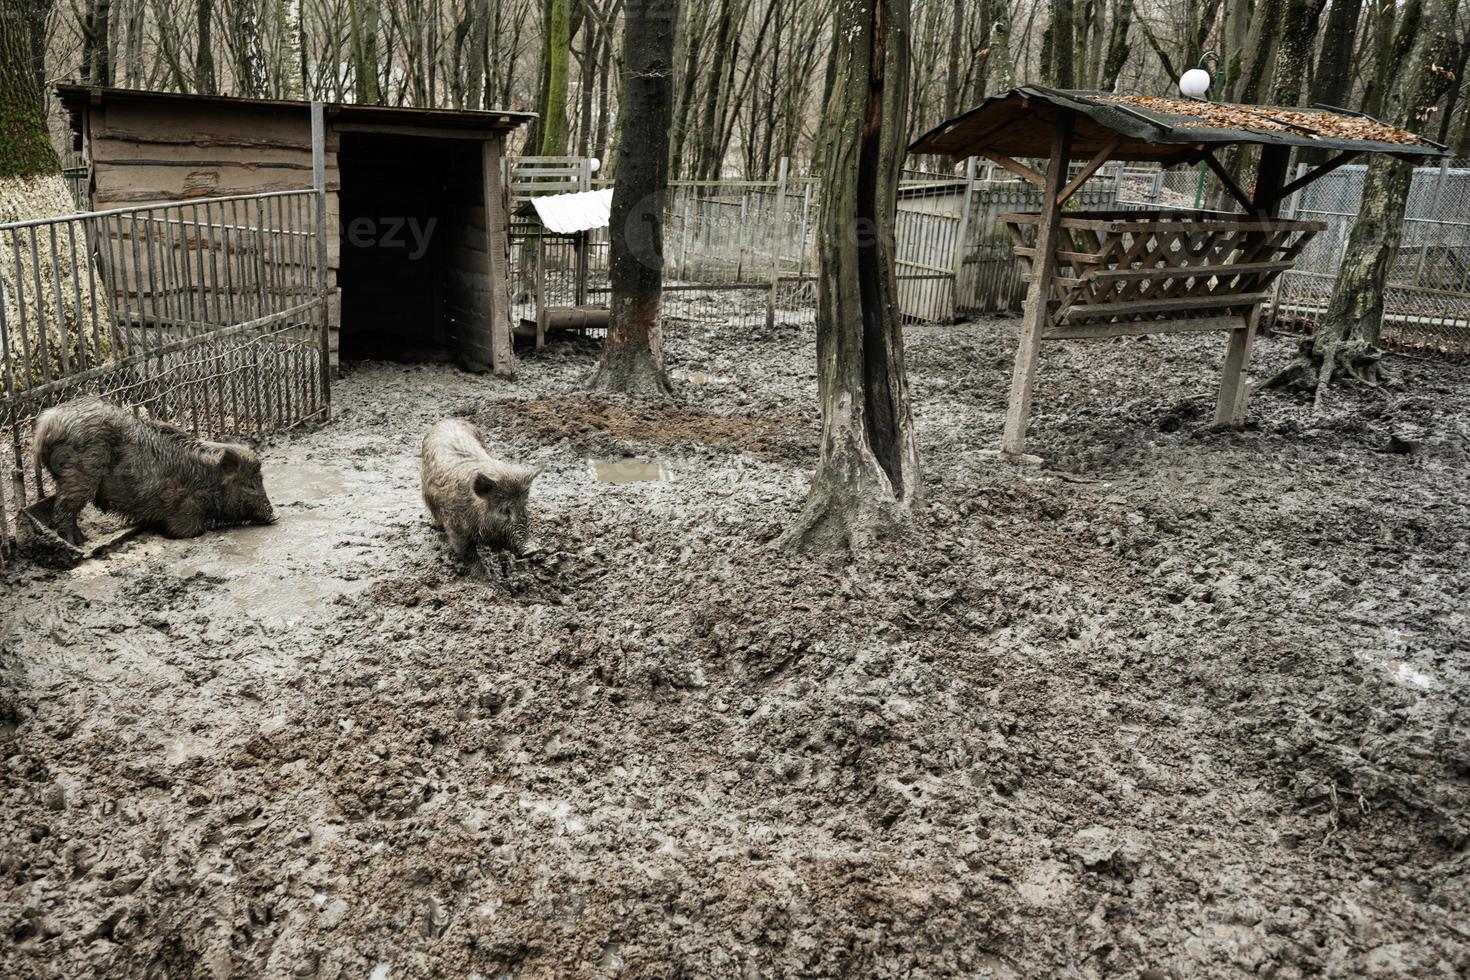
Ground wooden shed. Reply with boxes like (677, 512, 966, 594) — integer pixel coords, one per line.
(56, 85, 534, 375)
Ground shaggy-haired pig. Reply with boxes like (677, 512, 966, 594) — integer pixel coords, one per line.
(420, 419, 539, 558)
(32, 396, 276, 543)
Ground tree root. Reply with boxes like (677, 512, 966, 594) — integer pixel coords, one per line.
(774, 447, 915, 553)
(1262, 337, 1394, 411)
(586, 351, 672, 396)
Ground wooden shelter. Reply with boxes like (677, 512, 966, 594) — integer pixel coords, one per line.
(911, 86, 1449, 455)
(57, 86, 534, 374)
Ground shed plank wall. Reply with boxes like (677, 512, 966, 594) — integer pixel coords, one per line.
(87, 101, 345, 360)
(81, 99, 516, 372)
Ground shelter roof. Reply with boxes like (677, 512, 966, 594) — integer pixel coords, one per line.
(910, 86, 1448, 163)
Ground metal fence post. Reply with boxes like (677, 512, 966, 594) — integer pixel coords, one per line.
(767, 157, 789, 329)
(311, 100, 331, 416)
(1415, 157, 1450, 286)
(796, 180, 813, 278)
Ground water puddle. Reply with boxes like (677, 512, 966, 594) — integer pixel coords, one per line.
(173, 509, 366, 622)
(266, 461, 353, 504)
(591, 459, 673, 483)
(671, 368, 731, 385)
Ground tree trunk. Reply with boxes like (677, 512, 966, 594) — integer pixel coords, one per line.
(1361, 0, 1401, 118)
(1310, 0, 1363, 108)
(91, 0, 114, 85)
(196, 0, 217, 93)
(1049, 0, 1075, 88)
(1098, 0, 1130, 91)
(944, 0, 963, 117)
(1269, 0, 1326, 107)
(1, 0, 60, 178)
(989, 4, 1013, 91)
(588, 0, 676, 395)
(538, 0, 572, 155)
(776, 0, 920, 553)
(1266, 0, 1456, 400)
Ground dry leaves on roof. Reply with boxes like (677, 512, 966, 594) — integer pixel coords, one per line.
(1102, 95, 1429, 145)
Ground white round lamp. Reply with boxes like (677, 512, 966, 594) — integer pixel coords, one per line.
(1179, 68, 1211, 99)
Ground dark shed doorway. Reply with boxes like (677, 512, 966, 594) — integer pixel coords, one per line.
(337, 133, 496, 369)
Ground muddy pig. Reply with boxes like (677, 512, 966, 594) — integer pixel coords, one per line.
(420, 418, 540, 558)
(32, 396, 276, 544)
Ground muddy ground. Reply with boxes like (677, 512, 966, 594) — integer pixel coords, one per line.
(2, 309, 1468, 979)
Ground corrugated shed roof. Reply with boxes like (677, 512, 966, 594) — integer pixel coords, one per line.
(56, 85, 535, 132)
(911, 86, 1448, 163)
(530, 189, 613, 233)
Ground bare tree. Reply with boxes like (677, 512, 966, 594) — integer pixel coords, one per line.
(588, 0, 675, 394)
(2, 0, 60, 177)
(777, 0, 919, 552)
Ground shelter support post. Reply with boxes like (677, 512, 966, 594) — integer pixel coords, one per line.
(310, 101, 332, 405)
(482, 137, 516, 376)
(1214, 144, 1290, 425)
(1001, 110, 1074, 456)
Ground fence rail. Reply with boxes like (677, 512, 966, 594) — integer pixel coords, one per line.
(1, 188, 330, 563)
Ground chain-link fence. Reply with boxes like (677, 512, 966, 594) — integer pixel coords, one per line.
(1271, 159, 1470, 350)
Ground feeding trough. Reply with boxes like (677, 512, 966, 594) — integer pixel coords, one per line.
(1002, 208, 1322, 339)
(13, 497, 140, 569)
(911, 85, 1450, 455)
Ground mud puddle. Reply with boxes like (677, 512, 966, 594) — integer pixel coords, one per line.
(671, 368, 732, 385)
(590, 459, 673, 483)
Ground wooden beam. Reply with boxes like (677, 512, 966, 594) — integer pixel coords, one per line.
(978, 149, 1047, 189)
(1057, 135, 1123, 206)
(1270, 150, 1362, 203)
(482, 137, 516, 376)
(1001, 110, 1074, 456)
(1201, 151, 1254, 212)
(1214, 143, 1291, 426)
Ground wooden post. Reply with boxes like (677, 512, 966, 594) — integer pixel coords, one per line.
(767, 156, 789, 329)
(311, 101, 331, 408)
(482, 137, 515, 376)
(575, 229, 588, 306)
(1214, 144, 1289, 425)
(1001, 110, 1074, 456)
(678, 195, 692, 278)
(535, 233, 548, 349)
(950, 156, 977, 323)
(796, 180, 812, 277)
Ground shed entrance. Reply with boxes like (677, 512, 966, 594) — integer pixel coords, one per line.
(337, 133, 494, 368)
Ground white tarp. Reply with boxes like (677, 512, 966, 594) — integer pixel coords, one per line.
(530, 189, 613, 234)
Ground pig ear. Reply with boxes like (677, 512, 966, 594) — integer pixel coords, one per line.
(472, 472, 499, 498)
(217, 447, 244, 482)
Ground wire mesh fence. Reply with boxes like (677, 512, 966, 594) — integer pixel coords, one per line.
(1, 189, 330, 563)
(506, 162, 1127, 335)
(1271, 159, 1470, 351)
(503, 154, 1470, 354)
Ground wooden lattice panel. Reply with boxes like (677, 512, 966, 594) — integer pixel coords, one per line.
(1001, 209, 1324, 339)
